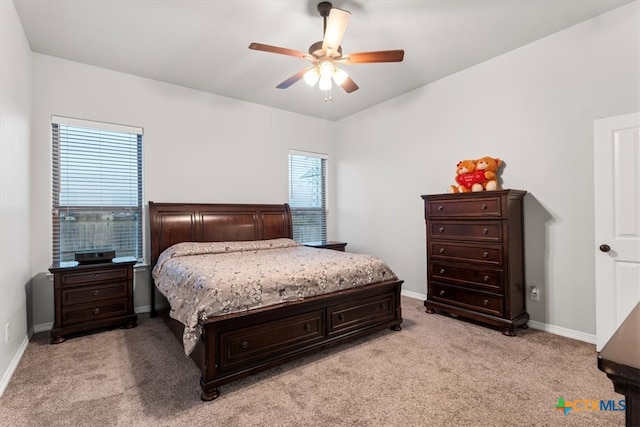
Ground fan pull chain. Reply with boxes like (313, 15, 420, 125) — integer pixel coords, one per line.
(323, 88, 333, 102)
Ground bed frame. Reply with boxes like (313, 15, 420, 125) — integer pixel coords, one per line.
(148, 202, 404, 401)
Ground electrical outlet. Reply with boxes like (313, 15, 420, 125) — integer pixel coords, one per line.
(529, 286, 540, 301)
(4, 323, 9, 342)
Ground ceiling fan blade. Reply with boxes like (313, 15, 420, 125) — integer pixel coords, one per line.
(276, 68, 312, 89)
(340, 76, 359, 93)
(343, 50, 405, 64)
(322, 8, 350, 55)
(249, 42, 310, 60)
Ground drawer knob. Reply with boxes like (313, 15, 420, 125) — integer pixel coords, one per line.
(439, 268, 446, 275)
(483, 252, 489, 258)
(338, 314, 345, 321)
(93, 274, 99, 279)
(483, 299, 489, 306)
(93, 308, 100, 315)
(438, 226, 445, 233)
(437, 205, 444, 211)
(379, 303, 386, 309)
(93, 290, 100, 296)
(482, 228, 488, 234)
(439, 290, 445, 296)
(481, 204, 487, 210)
(483, 275, 490, 282)
(304, 323, 311, 331)
(240, 341, 249, 350)
(439, 248, 445, 254)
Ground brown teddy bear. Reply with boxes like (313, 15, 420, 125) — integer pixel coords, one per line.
(475, 156, 502, 191)
(448, 159, 485, 193)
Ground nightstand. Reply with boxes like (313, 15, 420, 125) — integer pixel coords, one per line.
(304, 241, 348, 252)
(49, 257, 137, 343)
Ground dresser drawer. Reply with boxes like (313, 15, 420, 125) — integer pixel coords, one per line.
(220, 310, 325, 371)
(328, 292, 397, 337)
(426, 197, 502, 218)
(60, 266, 130, 286)
(430, 283, 503, 317)
(429, 241, 502, 265)
(61, 281, 128, 306)
(428, 220, 502, 242)
(430, 262, 502, 291)
(61, 299, 130, 326)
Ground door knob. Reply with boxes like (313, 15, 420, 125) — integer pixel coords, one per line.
(599, 244, 611, 253)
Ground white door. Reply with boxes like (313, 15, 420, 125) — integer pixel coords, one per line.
(594, 112, 640, 350)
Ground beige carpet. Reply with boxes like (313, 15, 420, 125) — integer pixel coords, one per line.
(0, 297, 624, 426)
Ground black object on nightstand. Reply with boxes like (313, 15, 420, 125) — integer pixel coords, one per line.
(304, 241, 348, 252)
(48, 256, 138, 344)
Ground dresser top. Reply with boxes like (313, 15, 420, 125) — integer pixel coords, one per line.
(421, 189, 527, 200)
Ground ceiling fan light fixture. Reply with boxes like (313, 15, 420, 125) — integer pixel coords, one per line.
(319, 75, 332, 91)
(303, 68, 320, 86)
(332, 67, 348, 85)
(319, 60, 334, 79)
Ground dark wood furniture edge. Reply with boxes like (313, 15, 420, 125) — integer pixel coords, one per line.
(598, 302, 640, 426)
(148, 201, 403, 401)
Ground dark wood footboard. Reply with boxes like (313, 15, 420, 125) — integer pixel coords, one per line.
(162, 279, 403, 401)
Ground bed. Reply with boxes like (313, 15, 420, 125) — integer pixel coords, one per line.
(148, 202, 404, 401)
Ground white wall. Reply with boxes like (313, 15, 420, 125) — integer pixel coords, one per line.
(29, 54, 337, 327)
(334, 2, 640, 336)
(0, 0, 32, 395)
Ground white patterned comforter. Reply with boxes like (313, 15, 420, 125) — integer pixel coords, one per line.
(151, 238, 398, 355)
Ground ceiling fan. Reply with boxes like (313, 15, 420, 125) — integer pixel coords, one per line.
(249, 1, 404, 96)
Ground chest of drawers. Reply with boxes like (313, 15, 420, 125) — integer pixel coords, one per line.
(421, 190, 529, 335)
(49, 258, 137, 343)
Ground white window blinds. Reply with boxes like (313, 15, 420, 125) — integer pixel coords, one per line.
(288, 151, 327, 243)
(51, 117, 143, 263)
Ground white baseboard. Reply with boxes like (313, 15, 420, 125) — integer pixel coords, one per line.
(527, 320, 596, 345)
(400, 290, 595, 344)
(0, 334, 29, 398)
(32, 322, 53, 334)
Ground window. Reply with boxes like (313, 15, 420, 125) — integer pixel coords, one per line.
(288, 151, 327, 243)
(51, 117, 143, 263)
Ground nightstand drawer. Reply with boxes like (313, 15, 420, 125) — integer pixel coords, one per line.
(428, 220, 502, 242)
(61, 300, 129, 326)
(62, 281, 128, 306)
(61, 266, 130, 286)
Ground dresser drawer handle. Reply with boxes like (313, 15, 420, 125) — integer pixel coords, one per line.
(480, 204, 487, 210)
(338, 314, 345, 321)
(437, 205, 444, 211)
(483, 275, 490, 282)
(304, 323, 311, 331)
(439, 290, 445, 296)
(379, 303, 386, 309)
(483, 299, 489, 306)
(93, 274, 99, 279)
(93, 308, 100, 315)
(440, 268, 446, 275)
(93, 290, 100, 296)
(240, 341, 249, 350)
(482, 228, 488, 234)
(438, 226, 445, 233)
(483, 252, 489, 258)
(439, 248, 445, 254)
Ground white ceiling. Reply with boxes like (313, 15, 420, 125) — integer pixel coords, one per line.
(13, 0, 633, 121)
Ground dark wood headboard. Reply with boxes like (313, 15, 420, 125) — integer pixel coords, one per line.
(148, 202, 293, 266)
